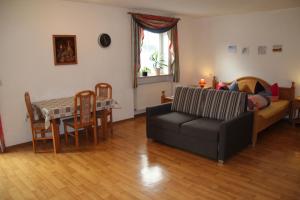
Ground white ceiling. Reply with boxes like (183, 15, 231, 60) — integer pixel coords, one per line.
(66, 0, 300, 17)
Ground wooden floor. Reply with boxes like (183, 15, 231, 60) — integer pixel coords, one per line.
(0, 116, 300, 200)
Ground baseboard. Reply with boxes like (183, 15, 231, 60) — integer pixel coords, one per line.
(112, 117, 135, 125)
(134, 109, 146, 115)
(134, 112, 146, 118)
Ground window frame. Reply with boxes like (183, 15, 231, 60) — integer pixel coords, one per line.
(139, 30, 171, 79)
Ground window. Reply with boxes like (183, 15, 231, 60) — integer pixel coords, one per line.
(140, 30, 170, 77)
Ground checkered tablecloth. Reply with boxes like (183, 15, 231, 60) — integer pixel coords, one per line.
(33, 97, 120, 128)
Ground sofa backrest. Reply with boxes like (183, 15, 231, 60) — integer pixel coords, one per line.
(202, 89, 247, 120)
(171, 87, 247, 120)
(171, 87, 207, 116)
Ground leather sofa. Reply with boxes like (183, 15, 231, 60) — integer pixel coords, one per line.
(146, 87, 253, 163)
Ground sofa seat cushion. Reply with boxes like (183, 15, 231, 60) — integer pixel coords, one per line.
(150, 112, 196, 131)
(180, 118, 223, 141)
(258, 100, 289, 119)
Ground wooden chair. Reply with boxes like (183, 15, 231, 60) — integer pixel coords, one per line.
(95, 83, 113, 137)
(24, 92, 56, 153)
(63, 90, 97, 147)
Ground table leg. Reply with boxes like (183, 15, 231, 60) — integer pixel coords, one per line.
(51, 119, 60, 153)
(101, 109, 108, 140)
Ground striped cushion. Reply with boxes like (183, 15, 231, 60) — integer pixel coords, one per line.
(171, 87, 193, 113)
(202, 90, 247, 120)
(171, 87, 208, 116)
(189, 88, 208, 116)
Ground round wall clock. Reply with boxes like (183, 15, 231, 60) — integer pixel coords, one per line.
(98, 33, 111, 48)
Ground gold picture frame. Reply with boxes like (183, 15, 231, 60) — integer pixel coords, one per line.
(53, 35, 78, 65)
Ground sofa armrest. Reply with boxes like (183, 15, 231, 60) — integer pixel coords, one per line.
(218, 112, 253, 162)
(146, 103, 172, 117)
(146, 103, 172, 139)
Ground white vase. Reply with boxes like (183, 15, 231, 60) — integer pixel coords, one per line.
(155, 68, 161, 75)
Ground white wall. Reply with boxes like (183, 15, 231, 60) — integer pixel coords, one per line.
(178, 16, 199, 85)
(193, 8, 300, 93)
(0, 0, 134, 146)
(135, 82, 172, 112)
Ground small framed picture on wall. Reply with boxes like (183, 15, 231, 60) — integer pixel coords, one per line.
(258, 45, 267, 55)
(53, 35, 78, 65)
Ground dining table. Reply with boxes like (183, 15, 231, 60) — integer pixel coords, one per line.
(33, 96, 120, 153)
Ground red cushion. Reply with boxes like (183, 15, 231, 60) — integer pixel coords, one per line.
(271, 83, 279, 96)
(216, 82, 227, 90)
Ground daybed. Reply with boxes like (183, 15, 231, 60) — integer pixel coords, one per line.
(213, 76, 295, 146)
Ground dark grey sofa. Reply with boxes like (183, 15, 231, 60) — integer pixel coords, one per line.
(146, 87, 253, 163)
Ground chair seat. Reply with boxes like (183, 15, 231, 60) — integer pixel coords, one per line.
(63, 117, 77, 127)
(96, 109, 112, 117)
(35, 136, 54, 140)
(32, 119, 47, 130)
(63, 117, 94, 128)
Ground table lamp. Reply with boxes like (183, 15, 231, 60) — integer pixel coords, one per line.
(199, 79, 206, 88)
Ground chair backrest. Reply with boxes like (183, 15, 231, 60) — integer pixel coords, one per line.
(24, 92, 34, 123)
(95, 83, 112, 99)
(74, 90, 96, 126)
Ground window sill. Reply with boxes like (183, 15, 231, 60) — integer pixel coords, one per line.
(137, 74, 173, 85)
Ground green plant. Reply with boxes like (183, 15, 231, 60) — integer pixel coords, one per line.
(142, 67, 151, 73)
(150, 51, 167, 69)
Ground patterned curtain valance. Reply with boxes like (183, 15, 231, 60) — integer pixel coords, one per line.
(130, 13, 180, 33)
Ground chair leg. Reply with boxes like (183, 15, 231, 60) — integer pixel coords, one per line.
(51, 127, 57, 154)
(32, 139, 37, 153)
(64, 124, 69, 145)
(93, 125, 97, 145)
(96, 117, 101, 135)
(110, 113, 113, 137)
(85, 128, 89, 141)
(75, 129, 79, 147)
(32, 130, 37, 153)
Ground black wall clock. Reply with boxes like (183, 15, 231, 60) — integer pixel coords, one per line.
(98, 33, 111, 48)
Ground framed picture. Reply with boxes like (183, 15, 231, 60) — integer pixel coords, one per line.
(258, 45, 267, 55)
(272, 45, 283, 52)
(228, 45, 237, 53)
(241, 47, 250, 55)
(53, 35, 77, 65)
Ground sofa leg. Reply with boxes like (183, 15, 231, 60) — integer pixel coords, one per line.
(218, 160, 224, 165)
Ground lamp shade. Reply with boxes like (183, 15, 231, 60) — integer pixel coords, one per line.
(199, 79, 206, 88)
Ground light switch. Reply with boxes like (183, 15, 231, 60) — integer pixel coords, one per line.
(0, 80, 2, 86)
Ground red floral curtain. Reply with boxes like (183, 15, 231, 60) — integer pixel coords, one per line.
(131, 13, 180, 88)
(131, 19, 144, 88)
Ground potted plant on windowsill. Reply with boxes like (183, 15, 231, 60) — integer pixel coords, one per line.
(141, 67, 151, 77)
(150, 51, 167, 76)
